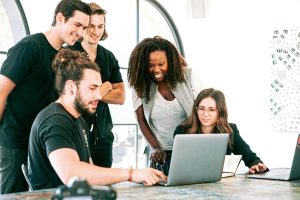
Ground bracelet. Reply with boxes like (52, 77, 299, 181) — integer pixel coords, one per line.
(128, 166, 133, 182)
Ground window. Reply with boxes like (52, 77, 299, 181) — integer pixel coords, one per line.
(112, 124, 139, 168)
(0, 0, 14, 66)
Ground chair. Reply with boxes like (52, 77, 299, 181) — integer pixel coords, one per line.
(21, 163, 34, 191)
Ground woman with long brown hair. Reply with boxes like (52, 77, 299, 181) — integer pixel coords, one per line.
(175, 88, 268, 174)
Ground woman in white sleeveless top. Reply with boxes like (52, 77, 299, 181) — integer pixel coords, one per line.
(128, 36, 203, 174)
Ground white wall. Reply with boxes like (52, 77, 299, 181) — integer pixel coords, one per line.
(158, 0, 300, 169)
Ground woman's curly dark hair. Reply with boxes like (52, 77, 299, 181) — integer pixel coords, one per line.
(127, 36, 187, 102)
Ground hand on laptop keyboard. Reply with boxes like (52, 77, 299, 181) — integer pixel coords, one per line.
(249, 163, 269, 174)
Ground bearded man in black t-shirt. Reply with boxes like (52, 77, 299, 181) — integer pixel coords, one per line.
(28, 48, 166, 190)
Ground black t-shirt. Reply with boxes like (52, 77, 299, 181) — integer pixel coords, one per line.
(0, 33, 58, 150)
(69, 42, 123, 143)
(28, 103, 90, 190)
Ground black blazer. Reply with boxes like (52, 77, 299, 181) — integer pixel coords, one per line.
(174, 123, 263, 167)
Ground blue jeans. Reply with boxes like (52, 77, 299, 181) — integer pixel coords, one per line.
(0, 146, 28, 194)
(150, 150, 172, 176)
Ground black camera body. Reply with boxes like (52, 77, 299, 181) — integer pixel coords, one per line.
(51, 177, 117, 200)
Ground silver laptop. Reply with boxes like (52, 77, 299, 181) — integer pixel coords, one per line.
(159, 134, 229, 186)
(247, 134, 300, 181)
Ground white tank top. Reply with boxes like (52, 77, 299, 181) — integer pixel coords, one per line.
(149, 89, 187, 150)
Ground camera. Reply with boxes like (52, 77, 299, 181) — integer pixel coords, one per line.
(51, 177, 117, 200)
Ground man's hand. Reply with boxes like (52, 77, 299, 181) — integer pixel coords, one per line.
(132, 168, 167, 186)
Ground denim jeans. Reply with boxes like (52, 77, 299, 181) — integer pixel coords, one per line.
(0, 146, 28, 194)
(150, 150, 172, 176)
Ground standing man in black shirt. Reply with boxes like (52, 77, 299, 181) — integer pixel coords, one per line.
(0, 0, 91, 194)
(70, 2, 125, 168)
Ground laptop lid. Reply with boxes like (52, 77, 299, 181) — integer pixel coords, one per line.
(165, 134, 229, 186)
(288, 134, 300, 180)
(247, 134, 300, 181)
(222, 155, 242, 178)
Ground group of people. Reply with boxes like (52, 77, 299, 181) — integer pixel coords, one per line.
(0, 0, 268, 195)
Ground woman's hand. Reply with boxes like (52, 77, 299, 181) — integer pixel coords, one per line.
(150, 149, 167, 164)
(249, 163, 268, 174)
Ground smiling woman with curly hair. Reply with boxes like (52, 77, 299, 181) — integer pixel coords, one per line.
(127, 36, 203, 174)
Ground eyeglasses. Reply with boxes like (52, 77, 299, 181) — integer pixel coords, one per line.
(195, 106, 218, 115)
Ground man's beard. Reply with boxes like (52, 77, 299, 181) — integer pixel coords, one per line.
(74, 91, 96, 116)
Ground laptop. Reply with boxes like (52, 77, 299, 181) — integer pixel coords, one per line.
(247, 134, 300, 181)
(159, 133, 229, 186)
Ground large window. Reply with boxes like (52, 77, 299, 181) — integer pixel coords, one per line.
(0, 0, 13, 66)
(0, 0, 29, 66)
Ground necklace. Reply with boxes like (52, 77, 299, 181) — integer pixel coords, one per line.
(58, 98, 66, 107)
(57, 98, 80, 118)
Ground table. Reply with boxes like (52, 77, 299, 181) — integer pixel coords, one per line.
(1, 175, 300, 200)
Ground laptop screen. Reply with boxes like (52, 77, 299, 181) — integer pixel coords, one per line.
(166, 134, 229, 186)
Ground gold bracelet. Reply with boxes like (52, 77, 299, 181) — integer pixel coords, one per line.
(128, 166, 133, 182)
